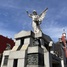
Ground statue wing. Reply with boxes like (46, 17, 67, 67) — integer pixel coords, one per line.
(39, 8, 48, 22)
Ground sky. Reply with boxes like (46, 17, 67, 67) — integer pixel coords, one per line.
(0, 0, 67, 42)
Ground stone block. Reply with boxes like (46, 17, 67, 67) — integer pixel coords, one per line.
(11, 45, 19, 51)
(17, 59, 26, 67)
(14, 31, 34, 39)
(9, 50, 27, 59)
(20, 44, 28, 50)
(27, 65, 44, 67)
(7, 60, 13, 67)
(35, 32, 42, 38)
(15, 40, 21, 45)
(28, 46, 44, 54)
(24, 37, 33, 45)
(27, 53, 44, 66)
(49, 41, 53, 47)
(3, 50, 11, 56)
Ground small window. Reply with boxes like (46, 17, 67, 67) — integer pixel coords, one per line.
(3, 55, 9, 66)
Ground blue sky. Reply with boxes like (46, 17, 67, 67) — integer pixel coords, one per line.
(0, 0, 67, 42)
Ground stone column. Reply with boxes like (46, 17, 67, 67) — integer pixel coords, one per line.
(44, 47, 52, 67)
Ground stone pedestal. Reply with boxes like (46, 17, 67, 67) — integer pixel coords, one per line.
(27, 46, 44, 67)
(1, 30, 62, 67)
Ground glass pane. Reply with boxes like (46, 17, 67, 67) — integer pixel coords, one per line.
(3, 55, 9, 66)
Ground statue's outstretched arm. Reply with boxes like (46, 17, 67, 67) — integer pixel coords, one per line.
(26, 11, 32, 18)
(26, 11, 29, 14)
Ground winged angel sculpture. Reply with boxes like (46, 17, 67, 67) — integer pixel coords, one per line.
(26, 8, 48, 34)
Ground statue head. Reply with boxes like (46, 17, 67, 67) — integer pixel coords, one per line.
(33, 10, 37, 15)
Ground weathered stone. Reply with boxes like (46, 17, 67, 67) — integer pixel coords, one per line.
(15, 39, 21, 45)
(24, 37, 34, 45)
(27, 53, 44, 66)
(9, 50, 27, 59)
(14, 31, 34, 39)
(17, 59, 26, 67)
(28, 46, 43, 54)
(27, 64, 44, 67)
(11, 45, 19, 51)
(7, 59, 13, 67)
(27, 65, 44, 67)
(21, 44, 28, 50)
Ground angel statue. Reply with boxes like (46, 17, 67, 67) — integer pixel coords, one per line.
(26, 8, 48, 34)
